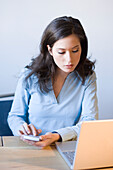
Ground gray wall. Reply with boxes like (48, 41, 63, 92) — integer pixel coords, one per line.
(0, 0, 113, 119)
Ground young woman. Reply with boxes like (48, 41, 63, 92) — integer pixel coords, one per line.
(8, 16, 98, 147)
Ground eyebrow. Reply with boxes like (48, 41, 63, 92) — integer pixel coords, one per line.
(57, 45, 79, 50)
(72, 45, 79, 49)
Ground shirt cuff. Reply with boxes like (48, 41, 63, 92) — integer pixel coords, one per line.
(52, 131, 62, 142)
(53, 127, 77, 142)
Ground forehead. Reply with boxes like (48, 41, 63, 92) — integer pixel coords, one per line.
(53, 34, 80, 49)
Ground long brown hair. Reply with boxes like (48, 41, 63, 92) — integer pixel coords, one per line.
(26, 16, 95, 93)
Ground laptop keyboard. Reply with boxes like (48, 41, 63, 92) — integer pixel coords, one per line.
(62, 151, 75, 165)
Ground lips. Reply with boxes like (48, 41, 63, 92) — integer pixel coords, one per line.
(65, 64, 73, 68)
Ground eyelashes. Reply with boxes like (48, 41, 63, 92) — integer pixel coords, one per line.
(58, 52, 65, 54)
(58, 49, 79, 54)
(72, 49, 79, 53)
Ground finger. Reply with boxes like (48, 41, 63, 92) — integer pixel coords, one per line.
(20, 137, 43, 149)
(21, 125, 28, 135)
(21, 137, 35, 145)
(23, 122, 31, 135)
(36, 129, 42, 135)
(21, 136, 51, 148)
(18, 130, 24, 136)
(20, 136, 44, 147)
(29, 124, 38, 136)
(33, 139, 53, 148)
(19, 123, 29, 135)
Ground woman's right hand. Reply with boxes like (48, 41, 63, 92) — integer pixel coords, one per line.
(18, 122, 42, 136)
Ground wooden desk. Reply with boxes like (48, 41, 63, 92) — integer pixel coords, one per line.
(0, 136, 113, 170)
(0, 136, 70, 170)
(3, 136, 35, 147)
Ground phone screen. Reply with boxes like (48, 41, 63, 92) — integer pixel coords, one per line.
(23, 135, 40, 141)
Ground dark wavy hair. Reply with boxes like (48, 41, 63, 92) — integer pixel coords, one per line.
(26, 16, 95, 93)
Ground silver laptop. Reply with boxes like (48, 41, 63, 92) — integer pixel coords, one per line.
(55, 119, 113, 169)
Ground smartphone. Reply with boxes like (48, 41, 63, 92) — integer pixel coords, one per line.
(23, 135, 40, 141)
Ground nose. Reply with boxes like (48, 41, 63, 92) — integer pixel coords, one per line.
(66, 51, 72, 63)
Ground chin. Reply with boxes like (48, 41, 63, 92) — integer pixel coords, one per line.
(65, 68, 75, 73)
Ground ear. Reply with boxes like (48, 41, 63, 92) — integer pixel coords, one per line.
(47, 45, 53, 56)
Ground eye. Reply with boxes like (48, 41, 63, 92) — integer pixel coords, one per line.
(58, 51, 65, 54)
(72, 49, 79, 53)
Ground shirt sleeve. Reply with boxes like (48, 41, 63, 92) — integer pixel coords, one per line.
(54, 72, 98, 142)
(7, 69, 31, 136)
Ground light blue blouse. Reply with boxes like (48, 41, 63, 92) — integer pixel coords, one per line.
(8, 68, 98, 141)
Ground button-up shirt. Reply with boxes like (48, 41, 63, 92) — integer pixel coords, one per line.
(8, 68, 98, 141)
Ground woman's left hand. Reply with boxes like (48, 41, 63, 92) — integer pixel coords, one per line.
(21, 132, 60, 148)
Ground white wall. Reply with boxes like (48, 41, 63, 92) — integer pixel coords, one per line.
(0, 0, 113, 119)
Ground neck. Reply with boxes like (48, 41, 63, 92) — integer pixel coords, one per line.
(55, 68, 69, 80)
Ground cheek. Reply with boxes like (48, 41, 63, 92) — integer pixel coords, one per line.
(53, 58, 63, 67)
(76, 51, 81, 62)
(73, 54, 81, 64)
(78, 55, 81, 62)
(52, 54, 63, 65)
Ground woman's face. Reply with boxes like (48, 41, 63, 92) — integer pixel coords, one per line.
(47, 34, 82, 76)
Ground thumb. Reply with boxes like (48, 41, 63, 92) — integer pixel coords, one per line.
(40, 133, 52, 140)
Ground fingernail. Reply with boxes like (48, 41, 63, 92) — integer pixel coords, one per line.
(39, 136, 42, 141)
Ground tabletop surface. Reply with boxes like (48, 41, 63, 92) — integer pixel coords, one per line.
(0, 136, 70, 170)
(0, 136, 113, 170)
